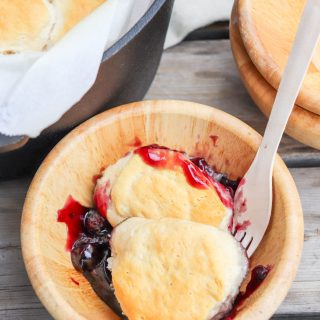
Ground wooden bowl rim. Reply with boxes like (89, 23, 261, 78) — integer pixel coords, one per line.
(230, 3, 320, 150)
(21, 100, 304, 320)
(237, 0, 320, 115)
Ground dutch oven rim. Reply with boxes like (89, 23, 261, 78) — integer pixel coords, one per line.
(101, 0, 168, 62)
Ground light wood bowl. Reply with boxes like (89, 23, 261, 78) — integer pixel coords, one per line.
(238, 0, 320, 115)
(21, 100, 303, 320)
(230, 2, 320, 150)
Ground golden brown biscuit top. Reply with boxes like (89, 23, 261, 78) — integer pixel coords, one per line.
(0, 0, 53, 53)
(0, 0, 106, 53)
(111, 218, 248, 320)
(98, 151, 232, 229)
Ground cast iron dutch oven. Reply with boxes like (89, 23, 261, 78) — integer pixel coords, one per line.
(0, 0, 174, 178)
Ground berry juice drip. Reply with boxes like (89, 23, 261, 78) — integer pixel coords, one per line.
(70, 277, 80, 286)
(58, 196, 112, 252)
(225, 265, 272, 319)
(94, 180, 110, 217)
(57, 196, 88, 251)
(134, 145, 211, 189)
(135, 145, 235, 207)
(128, 136, 142, 147)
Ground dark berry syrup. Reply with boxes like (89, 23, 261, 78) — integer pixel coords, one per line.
(225, 265, 272, 319)
(57, 198, 112, 269)
(57, 197, 124, 316)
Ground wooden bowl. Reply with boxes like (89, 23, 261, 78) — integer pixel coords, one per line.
(230, 2, 320, 150)
(21, 100, 303, 320)
(237, 0, 320, 115)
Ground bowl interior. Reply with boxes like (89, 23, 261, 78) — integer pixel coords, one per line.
(21, 100, 303, 320)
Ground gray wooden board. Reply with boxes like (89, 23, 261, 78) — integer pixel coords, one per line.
(0, 40, 319, 319)
(146, 40, 320, 167)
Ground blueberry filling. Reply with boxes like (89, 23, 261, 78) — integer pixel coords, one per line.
(71, 210, 113, 275)
(225, 265, 272, 319)
(71, 240, 107, 272)
(83, 209, 113, 239)
(69, 209, 125, 316)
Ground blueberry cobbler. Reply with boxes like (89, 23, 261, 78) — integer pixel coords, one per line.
(58, 145, 271, 320)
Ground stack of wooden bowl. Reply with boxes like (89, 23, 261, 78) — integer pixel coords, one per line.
(230, 0, 320, 149)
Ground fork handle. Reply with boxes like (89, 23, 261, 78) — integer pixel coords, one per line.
(253, 0, 320, 169)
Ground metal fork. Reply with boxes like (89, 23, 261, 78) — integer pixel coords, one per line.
(233, 0, 320, 257)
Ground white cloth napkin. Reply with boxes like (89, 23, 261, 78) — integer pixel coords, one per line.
(0, 0, 230, 138)
(165, 0, 233, 48)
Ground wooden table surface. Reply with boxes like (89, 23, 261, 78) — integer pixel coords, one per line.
(1, 39, 319, 319)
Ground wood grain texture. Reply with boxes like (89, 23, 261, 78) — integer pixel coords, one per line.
(237, 0, 320, 115)
(145, 41, 320, 164)
(229, 2, 320, 151)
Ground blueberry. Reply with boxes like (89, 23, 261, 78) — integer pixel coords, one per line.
(220, 176, 239, 192)
(71, 235, 107, 272)
(80, 244, 106, 271)
(252, 265, 270, 281)
(83, 209, 112, 238)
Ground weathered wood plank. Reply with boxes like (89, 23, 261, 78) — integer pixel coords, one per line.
(146, 40, 320, 166)
(0, 166, 319, 318)
(0, 309, 52, 320)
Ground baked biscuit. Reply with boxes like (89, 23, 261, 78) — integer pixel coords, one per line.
(0, 0, 106, 53)
(0, 0, 55, 53)
(110, 217, 248, 320)
(95, 150, 233, 230)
